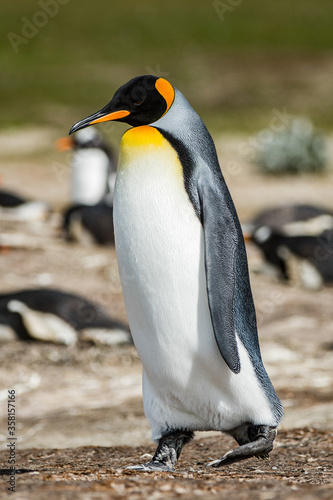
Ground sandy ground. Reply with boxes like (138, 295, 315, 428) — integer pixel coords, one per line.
(0, 129, 332, 497)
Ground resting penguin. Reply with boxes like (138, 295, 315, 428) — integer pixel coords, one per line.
(62, 202, 114, 246)
(248, 204, 333, 234)
(7, 299, 77, 345)
(0, 188, 51, 221)
(0, 189, 27, 207)
(0, 288, 130, 345)
(69, 75, 283, 471)
(245, 204, 333, 287)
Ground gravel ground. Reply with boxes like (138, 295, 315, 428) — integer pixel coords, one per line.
(0, 429, 332, 499)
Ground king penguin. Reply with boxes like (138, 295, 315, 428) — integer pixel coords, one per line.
(69, 75, 283, 471)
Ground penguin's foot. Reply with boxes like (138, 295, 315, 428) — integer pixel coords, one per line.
(207, 424, 277, 468)
(126, 461, 175, 472)
(126, 429, 194, 472)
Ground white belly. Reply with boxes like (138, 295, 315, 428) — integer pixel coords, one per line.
(113, 127, 275, 441)
(71, 149, 109, 205)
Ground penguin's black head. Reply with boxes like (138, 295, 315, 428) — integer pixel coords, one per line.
(69, 75, 175, 135)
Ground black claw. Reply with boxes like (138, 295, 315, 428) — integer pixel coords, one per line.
(258, 452, 270, 460)
(207, 424, 277, 468)
(128, 429, 194, 472)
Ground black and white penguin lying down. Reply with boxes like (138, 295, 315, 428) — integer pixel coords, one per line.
(245, 204, 333, 289)
(62, 203, 114, 246)
(0, 188, 51, 221)
(0, 288, 130, 345)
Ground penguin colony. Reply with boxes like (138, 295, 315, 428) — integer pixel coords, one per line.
(70, 75, 283, 471)
(0, 130, 121, 345)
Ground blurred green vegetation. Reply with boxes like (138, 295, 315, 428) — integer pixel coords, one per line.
(2, 0, 333, 133)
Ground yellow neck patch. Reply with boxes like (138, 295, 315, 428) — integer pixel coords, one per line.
(155, 78, 175, 115)
(121, 125, 163, 149)
(119, 125, 183, 180)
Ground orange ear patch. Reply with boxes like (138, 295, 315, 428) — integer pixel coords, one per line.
(155, 78, 175, 113)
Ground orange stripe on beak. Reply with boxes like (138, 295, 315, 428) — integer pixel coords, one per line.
(90, 110, 130, 125)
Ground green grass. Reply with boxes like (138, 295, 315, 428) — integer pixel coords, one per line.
(2, 0, 333, 132)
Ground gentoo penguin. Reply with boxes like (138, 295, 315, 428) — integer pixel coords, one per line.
(56, 127, 117, 205)
(62, 202, 114, 246)
(248, 204, 333, 236)
(7, 300, 77, 345)
(69, 75, 283, 471)
(0, 190, 26, 207)
(0, 188, 50, 221)
(0, 288, 130, 345)
(246, 204, 333, 288)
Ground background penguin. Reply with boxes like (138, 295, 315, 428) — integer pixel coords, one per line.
(0, 288, 131, 345)
(0, 189, 27, 208)
(247, 203, 333, 236)
(56, 127, 117, 206)
(245, 204, 333, 288)
(62, 202, 114, 246)
(69, 75, 283, 471)
(7, 299, 77, 345)
(0, 188, 51, 221)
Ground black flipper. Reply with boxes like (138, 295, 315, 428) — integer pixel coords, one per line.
(197, 173, 258, 374)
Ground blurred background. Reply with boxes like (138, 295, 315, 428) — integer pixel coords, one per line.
(1, 0, 333, 209)
(2, 0, 333, 131)
(0, 0, 332, 450)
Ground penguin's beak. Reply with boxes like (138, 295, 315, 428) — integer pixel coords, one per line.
(243, 231, 252, 243)
(55, 136, 74, 151)
(241, 223, 254, 244)
(69, 107, 130, 135)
